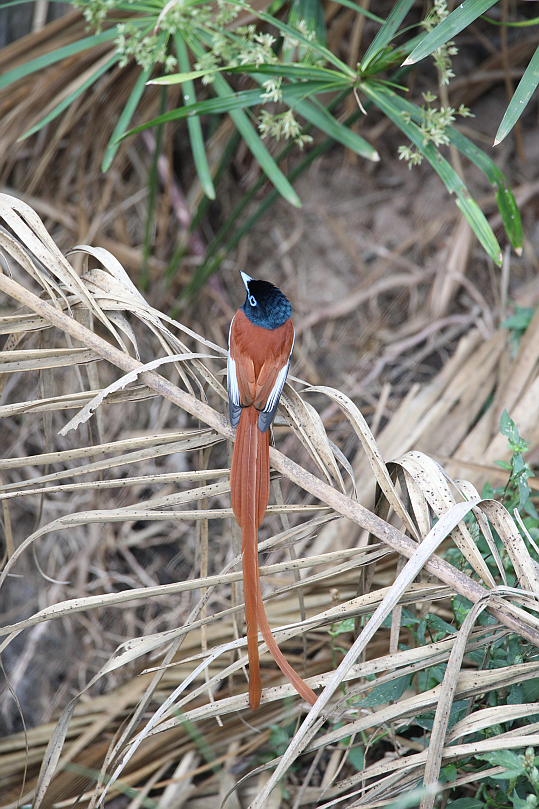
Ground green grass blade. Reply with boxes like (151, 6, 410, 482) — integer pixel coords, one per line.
(288, 0, 326, 46)
(380, 91, 523, 253)
(184, 31, 301, 206)
(151, 63, 350, 85)
(290, 96, 379, 160)
(448, 130, 523, 253)
(122, 79, 348, 136)
(122, 84, 331, 135)
(20, 53, 120, 141)
(150, 68, 228, 85)
(494, 44, 539, 147)
(102, 65, 153, 172)
(284, 0, 326, 66)
(175, 33, 215, 200)
(362, 0, 416, 69)
(362, 82, 501, 264)
(141, 85, 168, 290)
(210, 75, 301, 207)
(256, 9, 355, 76)
(0, 27, 122, 91)
(404, 0, 497, 66)
(230, 63, 350, 82)
(321, 0, 383, 23)
(122, 90, 265, 133)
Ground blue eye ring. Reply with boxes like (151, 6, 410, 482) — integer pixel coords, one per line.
(249, 294, 257, 307)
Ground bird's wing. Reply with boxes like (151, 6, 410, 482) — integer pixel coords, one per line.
(227, 353, 243, 427)
(254, 359, 291, 433)
(228, 314, 257, 425)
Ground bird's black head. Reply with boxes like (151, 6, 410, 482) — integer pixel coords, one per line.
(240, 272, 291, 330)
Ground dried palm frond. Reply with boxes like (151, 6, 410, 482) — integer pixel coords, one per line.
(0, 194, 538, 809)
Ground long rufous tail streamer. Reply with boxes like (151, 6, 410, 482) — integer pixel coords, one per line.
(231, 406, 317, 710)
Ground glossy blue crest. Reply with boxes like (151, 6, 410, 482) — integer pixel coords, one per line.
(240, 273, 291, 330)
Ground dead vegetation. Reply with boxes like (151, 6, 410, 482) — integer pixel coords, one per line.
(1, 4, 539, 809)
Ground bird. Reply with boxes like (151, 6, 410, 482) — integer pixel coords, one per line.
(228, 271, 318, 711)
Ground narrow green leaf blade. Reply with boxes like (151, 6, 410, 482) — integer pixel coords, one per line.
(102, 65, 153, 172)
(183, 30, 302, 206)
(322, 0, 383, 23)
(455, 195, 502, 264)
(292, 96, 379, 161)
(257, 9, 355, 76)
(0, 26, 121, 91)
(151, 62, 350, 86)
(362, 0, 415, 68)
(20, 54, 120, 141)
(210, 73, 301, 207)
(362, 83, 502, 264)
(495, 44, 539, 146)
(448, 128, 523, 252)
(404, 0, 497, 65)
(175, 33, 215, 200)
(121, 81, 339, 139)
(288, 0, 326, 47)
(150, 68, 226, 85)
(373, 88, 522, 253)
(121, 89, 267, 136)
(228, 62, 349, 83)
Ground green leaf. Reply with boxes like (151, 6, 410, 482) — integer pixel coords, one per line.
(520, 678, 539, 703)
(174, 34, 215, 200)
(329, 617, 355, 636)
(362, 0, 416, 69)
(0, 26, 122, 91)
(510, 791, 530, 809)
(507, 684, 523, 705)
(122, 82, 337, 134)
(124, 89, 266, 129)
(185, 34, 301, 207)
(495, 44, 539, 146)
(444, 129, 523, 252)
(294, 96, 379, 160)
(324, 0, 383, 24)
(404, 0, 498, 66)
(379, 91, 522, 252)
(353, 674, 412, 707)
(153, 63, 348, 85)
(361, 83, 502, 265)
(149, 67, 229, 85)
(442, 764, 457, 783)
(424, 614, 456, 637)
(475, 749, 525, 777)
(229, 62, 349, 83)
(257, 8, 355, 76)
(414, 701, 467, 731)
(287, 0, 326, 58)
(500, 306, 535, 332)
(102, 65, 153, 172)
(346, 746, 364, 771)
(20, 53, 120, 141)
(500, 409, 518, 442)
